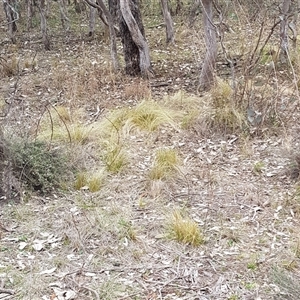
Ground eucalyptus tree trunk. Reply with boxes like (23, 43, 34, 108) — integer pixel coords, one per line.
(289, 0, 299, 49)
(289, 0, 300, 50)
(161, 0, 174, 44)
(36, 0, 50, 50)
(279, 0, 291, 62)
(119, 0, 152, 77)
(89, 4, 97, 36)
(84, 0, 119, 70)
(199, 0, 217, 90)
(57, 0, 70, 31)
(3, 0, 18, 43)
(108, 0, 118, 26)
(26, 0, 35, 30)
(88, 0, 110, 37)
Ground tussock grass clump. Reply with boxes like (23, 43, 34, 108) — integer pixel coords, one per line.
(164, 91, 213, 132)
(166, 210, 203, 246)
(0, 56, 19, 77)
(37, 106, 94, 144)
(10, 140, 70, 193)
(288, 154, 300, 180)
(118, 219, 137, 241)
(149, 148, 180, 180)
(211, 79, 246, 131)
(103, 143, 127, 173)
(74, 172, 87, 190)
(127, 100, 178, 132)
(284, 186, 300, 216)
(101, 100, 178, 136)
(74, 170, 106, 192)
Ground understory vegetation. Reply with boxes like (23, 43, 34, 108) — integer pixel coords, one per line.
(1, 1, 300, 299)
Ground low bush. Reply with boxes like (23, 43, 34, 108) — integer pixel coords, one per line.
(10, 140, 70, 193)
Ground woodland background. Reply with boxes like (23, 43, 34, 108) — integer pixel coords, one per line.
(1, 0, 300, 299)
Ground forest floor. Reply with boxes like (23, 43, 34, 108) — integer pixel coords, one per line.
(1, 4, 300, 300)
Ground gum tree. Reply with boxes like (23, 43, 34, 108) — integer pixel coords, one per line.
(119, 0, 152, 77)
(161, 0, 174, 44)
(199, 0, 217, 90)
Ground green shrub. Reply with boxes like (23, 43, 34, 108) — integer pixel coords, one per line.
(10, 140, 69, 193)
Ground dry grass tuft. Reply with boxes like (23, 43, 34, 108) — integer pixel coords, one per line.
(164, 90, 213, 133)
(102, 143, 127, 173)
(166, 210, 203, 246)
(0, 56, 19, 77)
(74, 170, 106, 192)
(37, 106, 95, 144)
(149, 148, 180, 180)
(101, 100, 178, 136)
(288, 154, 300, 180)
(118, 219, 137, 241)
(55, 106, 72, 123)
(127, 100, 178, 132)
(210, 79, 246, 131)
(284, 186, 300, 216)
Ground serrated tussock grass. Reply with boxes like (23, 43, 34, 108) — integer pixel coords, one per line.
(167, 210, 203, 246)
(37, 106, 81, 142)
(272, 267, 300, 300)
(0, 56, 19, 77)
(118, 219, 137, 241)
(210, 78, 246, 132)
(37, 106, 101, 144)
(164, 90, 214, 131)
(101, 100, 179, 136)
(102, 142, 127, 173)
(74, 170, 106, 192)
(149, 148, 180, 180)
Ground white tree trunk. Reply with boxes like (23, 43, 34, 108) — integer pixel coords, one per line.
(36, 0, 50, 50)
(26, 0, 34, 30)
(280, 0, 291, 62)
(84, 0, 119, 70)
(120, 0, 152, 77)
(288, 0, 299, 49)
(199, 0, 217, 90)
(160, 0, 174, 44)
(57, 0, 70, 31)
(3, 0, 18, 43)
(89, 3, 97, 36)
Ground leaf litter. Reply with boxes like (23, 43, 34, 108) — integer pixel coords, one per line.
(1, 8, 300, 300)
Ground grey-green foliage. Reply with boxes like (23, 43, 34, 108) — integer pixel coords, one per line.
(10, 140, 69, 193)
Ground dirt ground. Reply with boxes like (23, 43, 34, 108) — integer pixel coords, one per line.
(1, 3, 300, 300)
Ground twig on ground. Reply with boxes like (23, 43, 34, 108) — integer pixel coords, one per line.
(0, 288, 15, 295)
